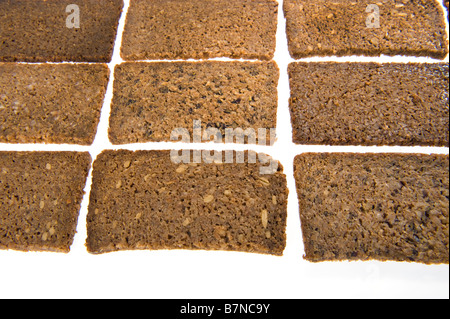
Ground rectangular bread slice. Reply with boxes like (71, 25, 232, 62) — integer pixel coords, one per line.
(121, 0, 278, 61)
(0, 0, 123, 62)
(0, 152, 91, 253)
(283, 0, 449, 59)
(0, 63, 109, 145)
(294, 153, 449, 264)
(109, 62, 279, 145)
(86, 150, 288, 255)
(288, 62, 449, 147)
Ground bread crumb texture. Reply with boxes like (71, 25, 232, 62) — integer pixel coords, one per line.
(294, 153, 449, 264)
(284, 0, 449, 59)
(288, 62, 449, 146)
(0, 0, 123, 62)
(121, 0, 278, 60)
(86, 150, 288, 255)
(109, 61, 279, 145)
(0, 63, 110, 145)
(0, 152, 91, 253)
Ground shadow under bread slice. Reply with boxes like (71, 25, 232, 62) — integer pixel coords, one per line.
(288, 62, 449, 147)
(294, 153, 449, 264)
(283, 0, 448, 59)
(86, 150, 288, 255)
(0, 0, 123, 62)
(109, 61, 279, 145)
(0, 152, 91, 253)
(0, 63, 109, 145)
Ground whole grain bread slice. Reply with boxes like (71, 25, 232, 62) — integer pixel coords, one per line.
(0, 63, 109, 145)
(109, 61, 279, 145)
(86, 150, 288, 255)
(294, 153, 449, 264)
(0, 152, 91, 253)
(121, 0, 278, 61)
(284, 0, 448, 59)
(288, 62, 449, 147)
(0, 0, 123, 62)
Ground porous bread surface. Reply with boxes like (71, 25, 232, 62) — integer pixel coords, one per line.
(0, 152, 91, 253)
(121, 0, 278, 61)
(86, 150, 288, 255)
(0, 63, 110, 145)
(294, 153, 449, 264)
(284, 0, 449, 59)
(109, 62, 279, 145)
(0, 0, 123, 62)
(288, 62, 449, 146)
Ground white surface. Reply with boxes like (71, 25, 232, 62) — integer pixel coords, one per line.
(0, 0, 449, 299)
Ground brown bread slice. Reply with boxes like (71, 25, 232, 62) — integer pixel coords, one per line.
(0, 63, 109, 145)
(283, 0, 449, 59)
(86, 150, 288, 255)
(288, 62, 449, 146)
(121, 0, 278, 61)
(294, 153, 449, 264)
(109, 62, 279, 145)
(0, 0, 123, 62)
(0, 152, 91, 253)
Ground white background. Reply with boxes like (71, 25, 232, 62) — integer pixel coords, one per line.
(0, 0, 448, 299)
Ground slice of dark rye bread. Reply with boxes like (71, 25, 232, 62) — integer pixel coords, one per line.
(0, 152, 91, 253)
(0, 0, 123, 62)
(283, 0, 449, 59)
(109, 61, 279, 145)
(288, 62, 449, 147)
(0, 63, 109, 145)
(121, 0, 278, 61)
(86, 150, 288, 255)
(294, 153, 449, 264)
